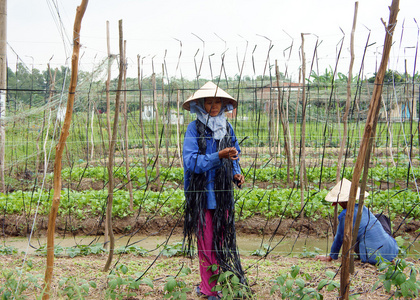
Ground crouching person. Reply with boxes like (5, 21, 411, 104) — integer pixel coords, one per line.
(316, 178, 399, 265)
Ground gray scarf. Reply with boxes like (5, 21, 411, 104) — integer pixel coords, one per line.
(189, 99, 233, 140)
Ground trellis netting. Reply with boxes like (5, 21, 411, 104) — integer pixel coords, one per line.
(1, 17, 420, 299)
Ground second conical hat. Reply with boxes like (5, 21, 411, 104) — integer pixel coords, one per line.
(325, 178, 369, 203)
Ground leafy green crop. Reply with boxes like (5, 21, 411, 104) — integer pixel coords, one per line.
(1, 185, 419, 221)
(271, 265, 324, 299)
(55, 165, 420, 185)
(373, 258, 420, 299)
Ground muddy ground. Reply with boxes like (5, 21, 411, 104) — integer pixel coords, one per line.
(2, 212, 419, 242)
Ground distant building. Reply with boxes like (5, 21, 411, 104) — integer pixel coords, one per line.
(142, 105, 154, 121)
(258, 81, 303, 113)
(226, 108, 237, 119)
(387, 99, 417, 122)
(163, 110, 184, 125)
(57, 105, 66, 122)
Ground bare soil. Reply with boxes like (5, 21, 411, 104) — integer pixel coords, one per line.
(1, 212, 419, 241)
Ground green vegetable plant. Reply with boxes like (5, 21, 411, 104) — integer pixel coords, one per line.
(372, 258, 420, 299)
(271, 265, 326, 300)
(0, 269, 44, 299)
(106, 264, 139, 300)
(300, 247, 322, 258)
(161, 242, 190, 257)
(58, 277, 97, 299)
(317, 270, 340, 295)
(250, 244, 272, 256)
(35, 243, 106, 257)
(115, 245, 149, 256)
(210, 266, 254, 300)
(0, 245, 18, 255)
(163, 266, 192, 299)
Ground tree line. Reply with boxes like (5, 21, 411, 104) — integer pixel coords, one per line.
(5, 62, 418, 111)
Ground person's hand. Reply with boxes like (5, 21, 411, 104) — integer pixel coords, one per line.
(219, 147, 239, 160)
(315, 255, 332, 262)
(233, 174, 245, 187)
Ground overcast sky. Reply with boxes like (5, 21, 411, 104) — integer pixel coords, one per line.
(7, 0, 420, 81)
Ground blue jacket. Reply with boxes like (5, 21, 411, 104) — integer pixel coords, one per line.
(183, 120, 241, 209)
(330, 204, 399, 264)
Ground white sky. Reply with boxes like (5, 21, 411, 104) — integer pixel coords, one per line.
(7, 0, 420, 81)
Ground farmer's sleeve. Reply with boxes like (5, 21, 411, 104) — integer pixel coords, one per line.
(183, 121, 222, 174)
(330, 211, 346, 260)
(229, 123, 241, 175)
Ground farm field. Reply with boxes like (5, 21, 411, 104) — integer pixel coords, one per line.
(2, 1, 420, 297)
(1, 144, 420, 299)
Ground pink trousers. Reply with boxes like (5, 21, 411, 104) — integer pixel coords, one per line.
(197, 209, 218, 296)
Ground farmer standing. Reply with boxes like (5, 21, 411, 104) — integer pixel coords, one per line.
(182, 81, 246, 299)
(316, 178, 399, 264)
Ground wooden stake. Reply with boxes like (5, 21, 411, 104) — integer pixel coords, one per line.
(35, 66, 56, 178)
(163, 64, 169, 164)
(275, 61, 291, 185)
(336, 2, 358, 183)
(103, 19, 124, 272)
(137, 55, 148, 183)
(293, 69, 301, 182)
(340, 1, 400, 298)
(333, 2, 359, 235)
(0, 0, 6, 194)
(300, 33, 308, 215)
(153, 73, 160, 186)
(122, 40, 134, 211)
(105, 20, 112, 145)
(176, 90, 183, 167)
(104, 20, 112, 249)
(42, 1, 88, 298)
(90, 105, 95, 160)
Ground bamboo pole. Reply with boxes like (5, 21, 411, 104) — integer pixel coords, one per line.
(336, 2, 358, 183)
(285, 86, 293, 185)
(103, 20, 112, 249)
(153, 73, 160, 186)
(269, 84, 274, 157)
(105, 21, 112, 144)
(344, 1, 360, 274)
(35, 66, 56, 178)
(275, 80, 280, 168)
(42, 1, 88, 298)
(163, 64, 169, 165)
(90, 104, 95, 160)
(0, 0, 6, 193)
(103, 19, 124, 272)
(275, 61, 291, 185)
(340, 1, 399, 298)
(300, 33, 308, 214)
(176, 90, 183, 167)
(122, 40, 134, 211)
(350, 114, 378, 274)
(137, 55, 148, 183)
(293, 70, 301, 181)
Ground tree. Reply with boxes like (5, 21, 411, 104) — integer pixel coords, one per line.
(367, 69, 404, 83)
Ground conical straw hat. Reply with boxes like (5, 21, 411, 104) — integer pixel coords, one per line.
(182, 81, 237, 111)
(325, 178, 369, 203)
